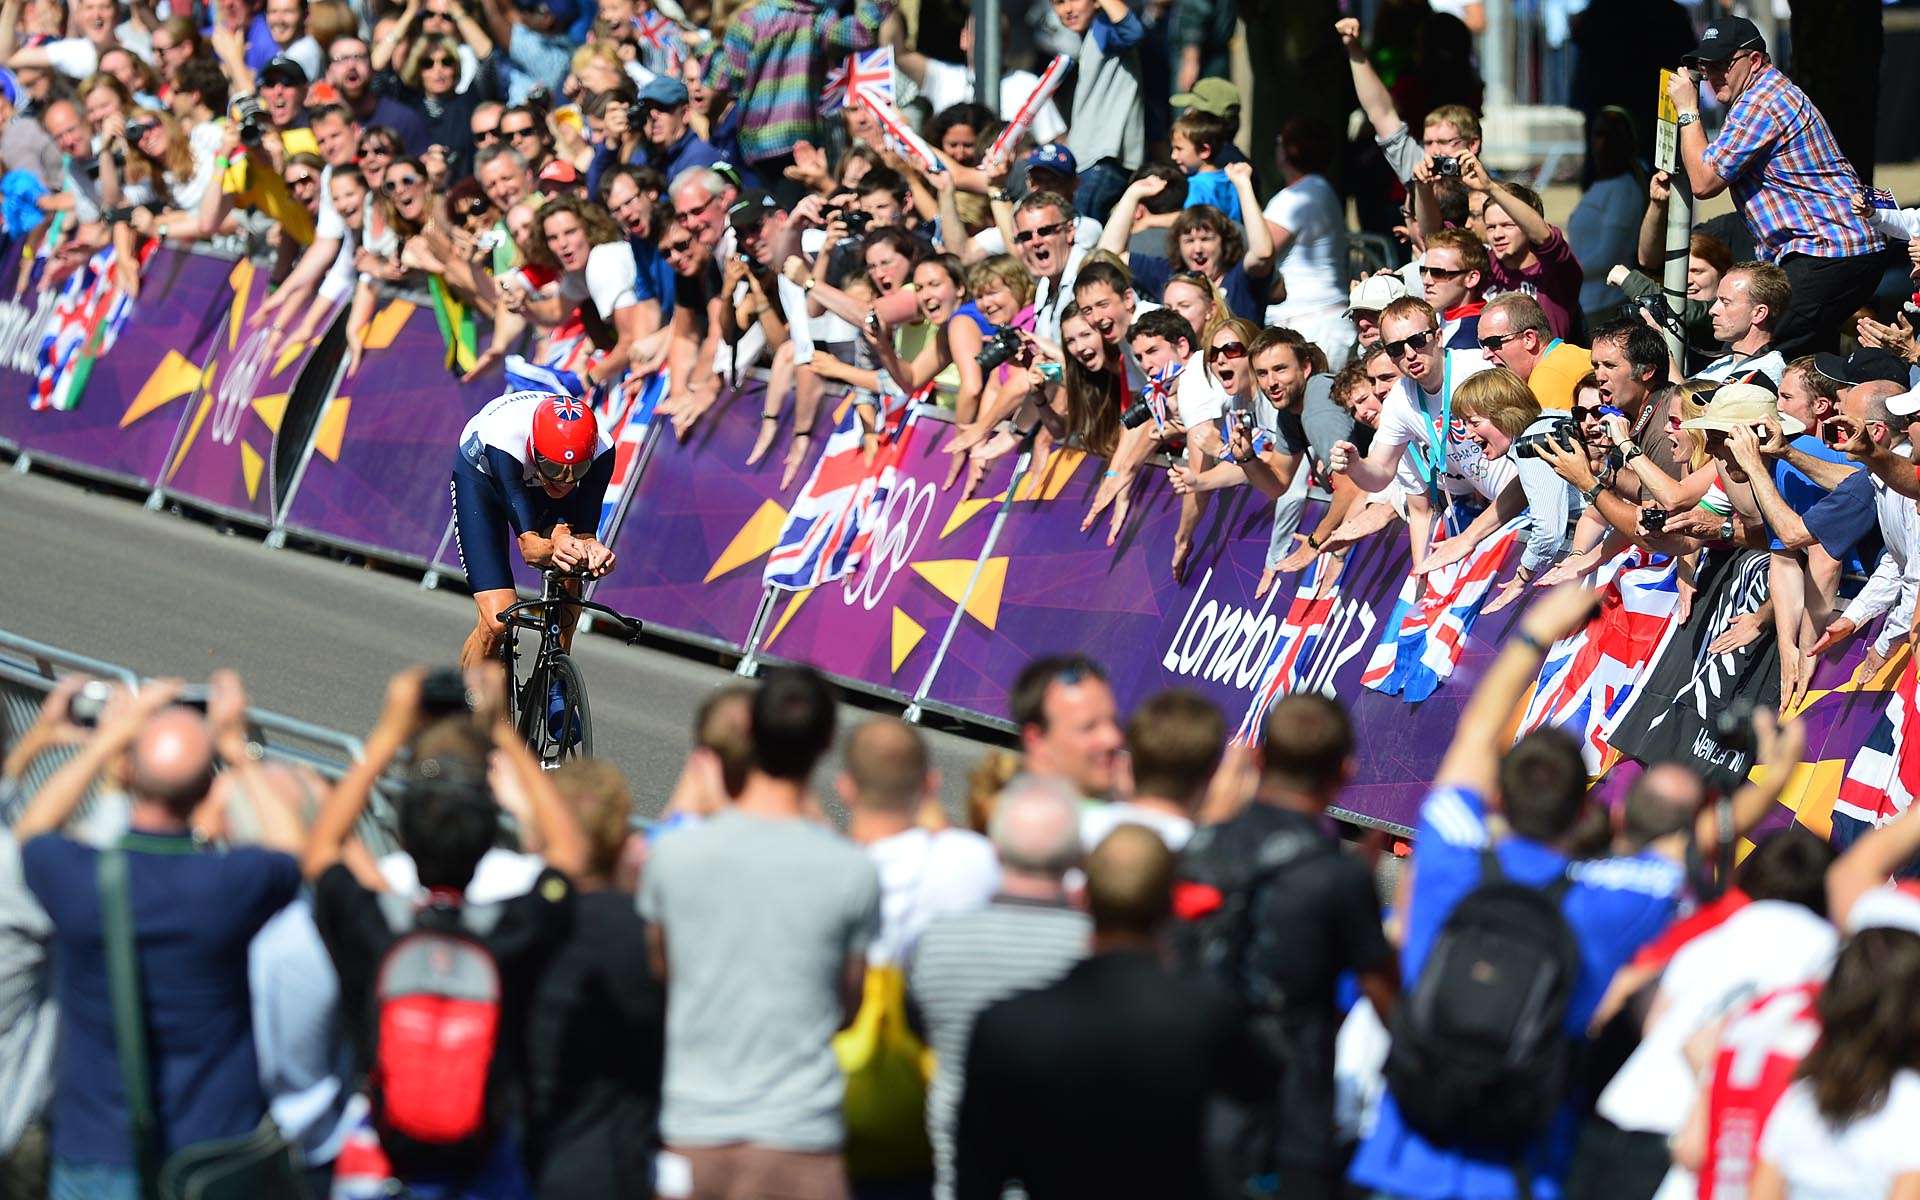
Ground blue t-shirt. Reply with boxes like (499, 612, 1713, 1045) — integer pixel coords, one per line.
(1803, 467, 1880, 565)
(1772, 435, 1867, 570)
(1348, 786, 1682, 1200)
(1181, 169, 1241, 222)
(22, 831, 300, 1166)
(630, 236, 677, 323)
(1129, 254, 1266, 324)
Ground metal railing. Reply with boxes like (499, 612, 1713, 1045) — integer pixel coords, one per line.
(0, 630, 398, 854)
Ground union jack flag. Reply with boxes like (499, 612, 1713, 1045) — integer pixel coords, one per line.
(1366, 515, 1527, 703)
(34, 240, 148, 412)
(1139, 361, 1181, 432)
(764, 401, 915, 590)
(1832, 655, 1920, 849)
(595, 370, 669, 543)
(1233, 556, 1344, 744)
(821, 47, 894, 116)
(1516, 550, 1683, 769)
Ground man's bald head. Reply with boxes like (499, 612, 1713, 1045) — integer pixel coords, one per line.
(1622, 761, 1705, 848)
(1845, 379, 1908, 429)
(844, 717, 929, 814)
(1084, 823, 1174, 937)
(988, 774, 1082, 877)
(128, 707, 217, 815)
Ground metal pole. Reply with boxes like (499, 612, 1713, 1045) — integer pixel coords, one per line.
(1661, 173, 1694, 369)
(975, 0, 1002, 114)
(1482, 0, 1513, 109)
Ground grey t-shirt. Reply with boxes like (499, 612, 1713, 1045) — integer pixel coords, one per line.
(0, 117, 59, 190)
(639, 810, 881, 1152)
(0, 829, 55, 1158)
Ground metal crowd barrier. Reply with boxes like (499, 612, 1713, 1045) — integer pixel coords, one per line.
(0, 630, 398, 854)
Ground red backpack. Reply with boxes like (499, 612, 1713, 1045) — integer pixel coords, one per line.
(369, 895, 505, 1175)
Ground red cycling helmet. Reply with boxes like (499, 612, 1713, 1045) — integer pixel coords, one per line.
(527, 395, 598, 482)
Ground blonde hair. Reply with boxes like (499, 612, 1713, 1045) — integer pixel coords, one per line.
(1452, 367, 1540, 437)
(551, 758, 633, 882)
(966, 254, 1035, 308)
(965, 749, 1021, 834)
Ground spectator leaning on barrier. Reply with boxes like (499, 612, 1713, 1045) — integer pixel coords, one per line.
(1666, 15, 1884, 357)
(908, 775, 1088, 1200)
(641, 667, 879, 1200)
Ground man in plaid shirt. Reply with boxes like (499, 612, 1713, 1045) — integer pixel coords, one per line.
(705, 0, 896, 207)
(1667, 15, 1885, 358)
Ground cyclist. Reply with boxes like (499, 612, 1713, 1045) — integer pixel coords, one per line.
(452, 390, 618, 680)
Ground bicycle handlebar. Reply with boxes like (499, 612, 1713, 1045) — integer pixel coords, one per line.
(498, 593, 646, 643)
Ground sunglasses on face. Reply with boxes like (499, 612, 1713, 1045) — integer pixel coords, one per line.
(534, 456, 586, 484)
(1419, 265, 1465, 280)
(503, 126, 540, 142)
(383, 174, 422, 192)
(1479, 330, 1532, 352)
(1208, 341, 1248, 362)
(285, 173, 318, 188)
(362, 142, 395, 157)
(662, 236, 694, 254)
(1012, 221, 1067, 247)
(1384, 330, 1436, 359)
(473, 128, 502, 143)
(424, 55, 457, 67)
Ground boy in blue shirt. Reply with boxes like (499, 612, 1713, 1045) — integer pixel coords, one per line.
(1170, 108, 1239, 221)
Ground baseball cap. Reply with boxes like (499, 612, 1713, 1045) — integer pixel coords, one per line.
(1025, 143, 1077, 179)
(1849, 882, 1920, 936)
(727, 188, 778, 233)
(0, 67, 21, 107)
(1347, 273, 1408, 317)
(536, 158, 580, 195)
(1813, 347, 1909, 387)
(1888, 384, 1920, 419)
(1169, 77, 1240, 117)
(259, 54, 308, 87)
(637, 75, 689, 109)
(1684, 16, 1766, 66)
(1680, 381, 1805, 437)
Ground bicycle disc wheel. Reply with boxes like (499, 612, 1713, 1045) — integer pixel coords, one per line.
(543, 653, 593, 762)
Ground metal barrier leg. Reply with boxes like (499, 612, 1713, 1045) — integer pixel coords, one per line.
(10, 452, 28, 474)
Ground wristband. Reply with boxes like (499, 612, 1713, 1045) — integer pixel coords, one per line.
(1103, 469, 1120, 479)
(1619, 442, 1642, 464)
(1307, 533, 1323, 550)
(1515, 629, 1549, 654)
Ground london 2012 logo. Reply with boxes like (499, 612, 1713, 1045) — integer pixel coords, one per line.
(210, 325, 279, 445)
(844, 476, 939, 611)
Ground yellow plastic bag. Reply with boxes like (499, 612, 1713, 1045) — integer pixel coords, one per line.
(833, 963, 935, 1180)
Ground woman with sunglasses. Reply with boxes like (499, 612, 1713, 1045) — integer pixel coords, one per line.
(356, 124, 401, 191)
(277, 166, 374, 363)
(391, 33, 478, 178)
(451, 389, 617, 686)
(1095, 163, 1275, 323)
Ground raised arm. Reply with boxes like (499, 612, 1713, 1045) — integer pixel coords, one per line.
(1335, 18, 1404, 142)
(304, 668, 422, 880)
(13, 681, 184, 842)
(1463, 153, 1554, 247)
(1229, 162, 1273, 273)
(1098, 175, 1163, 257)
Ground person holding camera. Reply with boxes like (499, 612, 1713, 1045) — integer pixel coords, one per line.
(16, 675, 305, 1200)
(1421, 367, 1585, 612)
(1457, 152, 1583, 343)
(629, 76, 724, 190)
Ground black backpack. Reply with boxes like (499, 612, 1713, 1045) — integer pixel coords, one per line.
(1384, 847, 1580, 1154)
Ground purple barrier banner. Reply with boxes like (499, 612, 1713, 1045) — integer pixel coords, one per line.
(160, 260, 341, 524)
(0, 246, 235, 487)
(588, 383, 823, 650)
(751, 412, 1022, 698)
(916, 453, 1525, 832)
(276, 297, 490, 566)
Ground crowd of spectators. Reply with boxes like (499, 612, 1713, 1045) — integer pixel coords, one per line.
(7, 0, 1920, 1195)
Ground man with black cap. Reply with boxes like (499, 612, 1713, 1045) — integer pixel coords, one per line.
(633, 76, 724, 185)
(1666, 16, 1883, 358)
(717, 187, 789, 372)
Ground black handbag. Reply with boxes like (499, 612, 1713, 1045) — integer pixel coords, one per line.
(97, 841, 306, 1200)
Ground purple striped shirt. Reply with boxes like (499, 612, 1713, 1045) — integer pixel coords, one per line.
(705, 0, 894, 165)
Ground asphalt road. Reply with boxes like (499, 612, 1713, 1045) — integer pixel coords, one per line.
(0, 466, 1004, 818)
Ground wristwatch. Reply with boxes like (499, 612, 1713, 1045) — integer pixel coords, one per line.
(1581, 481, 1604, 506)
(1619, 442, 1643, 464)
(1676, 111, 1700, 129)
(989, 187, 1012, 203)
(1718, 518, 1736, 542)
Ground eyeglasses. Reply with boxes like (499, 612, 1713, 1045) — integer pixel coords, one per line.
(329, 50, 370, 64)
(1208, 341, 1248, 362)
(1479, 330, 1536, 352)
(533, 456, 586, 484)
(1384, 329, 1436, 359)
(1419, 264, 1465, 280)
(1012, 221, 1067, 247)
(473, 127, 502, 144)
(383, 174, 423, 192)
(285, 173, 318, 188)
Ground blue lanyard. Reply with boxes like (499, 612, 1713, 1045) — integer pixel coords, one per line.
(1414, 354, 1453, 497)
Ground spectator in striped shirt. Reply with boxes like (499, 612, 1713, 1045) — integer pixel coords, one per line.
(1666, 16, 1883, 358)
(907, 775, 1088, 1200)
(703, 0, 895, 208)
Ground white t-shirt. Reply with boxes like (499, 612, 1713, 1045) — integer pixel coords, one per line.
(1374, 376, 1501, 499)
(971, 214, 1100, 257)
(315, 163, 345, 242)
(1597, 900, 1837, 1137)
(1699, 347, 1787, 386)
(1079, 802, 1193, 851)
(1032, 243, 1088, 345)
(559, 240, 641, 321)
(1760, 1071, 1920, 1200)
(864, 827, 999, 965)
(458, 388, 616, 477)
(913, 58, 1067, 144)
(1175, 347, 1227, 429)
(1263, 174, 1348, 318)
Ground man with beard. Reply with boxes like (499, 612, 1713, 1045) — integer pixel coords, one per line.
(325, 36, 427, 152)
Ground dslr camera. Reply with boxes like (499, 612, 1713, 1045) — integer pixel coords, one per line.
(233, 95, 269, 149)
(1630, 291, 1687, 344)
(1512, 416, 1579, 461)
(1119, 398, 1159, 430)
(976, 328, 1025, 371)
